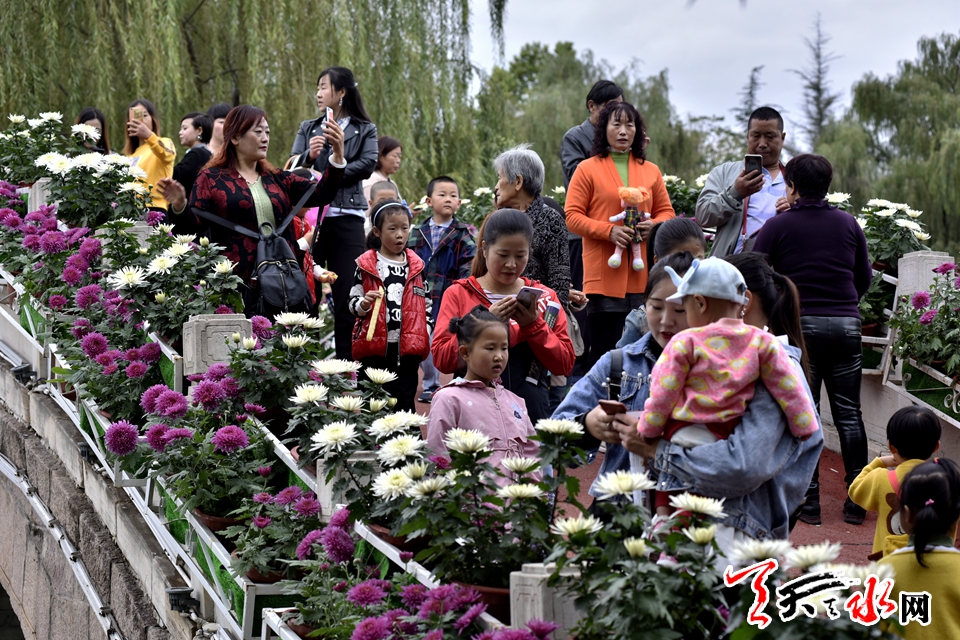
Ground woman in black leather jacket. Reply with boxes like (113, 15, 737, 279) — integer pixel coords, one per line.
(289, 66, 378, 359)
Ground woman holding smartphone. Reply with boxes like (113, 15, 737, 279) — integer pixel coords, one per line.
(432, 208, 575, 423)
(123, 99, 176, 212)
(288, 66, 378, 358)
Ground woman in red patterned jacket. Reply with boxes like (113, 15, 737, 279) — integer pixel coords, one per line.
(183, 105, 345, 315)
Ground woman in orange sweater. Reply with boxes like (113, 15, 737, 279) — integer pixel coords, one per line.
(565, 101, 675, 366)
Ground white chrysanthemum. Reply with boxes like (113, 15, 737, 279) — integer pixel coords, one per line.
(368, 398, 388, 413)
(301, 316, 324, 329)
(118, 181, 148, 194)
(153, 223, 175, 235)
(473, 187, 492, 196)
(174, 234, 196, 244)
(866, 198, 895, 209)
(69, 152, 105, 171)
(550, 515, 604, 537)
(914, 230, 931, 241)
(365, 367, 398, 385)
(669, 493, 726, 518)
(695, 174, 709, 189)
(894, 218, 922, 232)
(162, 243, 191, 258)
(211, 260, 235, 276)
(402, 461, 428, 480)
(290, 383, 329, 405)
(369, 414, 407, 438)
(127, 165, 148, 180)
(35, 152, 66, 169)
(502, 457, 540, 475)
(310, 420, 359, 454)
(552, 185, 566, 195)
(682, 524, 717, 545)
(785, 542, 842, 570)
(729, 539, 792, 564)
(241, 337, 258, 350)
(8, 114, 25, 124)
(390, 410, 429, 428)
(892, 202, 910, 211)
(329, 395, 364, 412)
(107, 266, 147, 289)
(16, 130, 30, 138)
(312, 359, 363, 376)
(103, 154, 132, 166)
(377, 434, 426, 466)
(460, 198, 472, 206)
(138, 247, 149, 255)
(43, 154, 72, 175)
(445, 428, 492, 454)
(844, 561, 896, 586)
(872, 208, 896, 217)
(624, 537, 647, 558)
(372, 469, 413, 500)
(39, 111, 62, 122)
(27, 118, 44, 128)
(282, 334, 312, 349)
(906, 209, 923, 218)
(275, 312, 310, 326)
(593, 470, 656, 500)
(408, 476, 452, 500)
(147, 255, 179, 275)
(825, 192, 851, 204)
(154, 292, 167, 303)
(662, 174, 680, 184)
(497, 484, 544, 500)
(855, 217, 868, 229)
(535, 419, 584, 436)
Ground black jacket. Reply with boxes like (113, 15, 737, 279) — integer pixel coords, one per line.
(289, 117, 378, 211)
(173, 144, 212, 201)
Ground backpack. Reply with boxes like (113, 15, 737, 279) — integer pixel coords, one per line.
(192, 180, 317, 316)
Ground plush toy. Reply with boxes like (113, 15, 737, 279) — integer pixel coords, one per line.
(608, 186, 651, 271)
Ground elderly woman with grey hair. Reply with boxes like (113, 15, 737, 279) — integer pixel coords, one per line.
(494, 144, 571, 304)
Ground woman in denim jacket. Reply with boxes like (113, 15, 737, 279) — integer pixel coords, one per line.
(554, 251, 822, 548)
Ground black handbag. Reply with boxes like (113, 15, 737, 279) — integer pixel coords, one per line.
(192, 180, 317, 316)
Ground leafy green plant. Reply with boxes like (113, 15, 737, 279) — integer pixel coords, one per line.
(889, 261, 960, 376)
(856, 199, 929, 274)
(663, 174, 702, 216)
(857, 271, 895, 327)
(0, 112, 73, 184)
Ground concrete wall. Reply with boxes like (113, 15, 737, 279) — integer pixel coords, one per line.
(0, 362, 195, 640)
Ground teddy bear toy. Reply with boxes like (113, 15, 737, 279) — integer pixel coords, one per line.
(608, 186, 651, 271)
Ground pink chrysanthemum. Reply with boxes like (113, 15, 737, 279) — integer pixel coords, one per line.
(493, 631, 538, 640)
(122, 348, 141, 361)
(47, 294, 67, 309)
(253, 492, 273, 504)
(104, 420, 139, 456)
(347, 581, 388, 608)
(211, 425, 249, 453)
(423, 630, 443, 640)
(65, 253, 89, 273)
(296, 530, 323, 560)
(145, 424, 170, 451)
(71, 318, 91, 339)
(350, 617, 390, 640)
(74, 284, 102, 310)
(81, 332, 109, 357)
(61, 266, 83, 285)
(146, 210, 165, 226)
(252, 515, 271, 529)
(429, 455, 451, 470)
(204, 363, 231, 382)
(400, 584, 428, 609)
(919, 309, 939, 325)
(244, 403, 266, 415)
(250, 315, 273, 339)
(2, 212, 21, 228)
(140, 384, 169, 414)
(192, 380, 226, 410)
(79, 237, 102, 262)
(215, 305, 233, 314)
(911, 291, 931, 310)
(125, 361, 148, 379)
(139, 342, 161, 363)
(274, 486, 304, 506)
(320, 524, 355, 564)
(219, 376, 240, 398)
(102, 363, 118, 376)
(22, 235, 40, 251)
(453, 603, 487, 632)
(293, 495, 321, 518)
(38, 230, 67, 254)
(257, 465, 272, 477)
(328, 507, 351, 529)
(161, 428, 194, 445)
(525, 619, 561, 639)
(155, 390, 189, 419)
(933, 262, 956, 274)
(94, 353, 115, 367)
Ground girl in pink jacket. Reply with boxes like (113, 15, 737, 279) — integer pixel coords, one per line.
(427, 305, 542, 487)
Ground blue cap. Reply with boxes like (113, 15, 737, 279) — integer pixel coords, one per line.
(665, 257, 748, 305)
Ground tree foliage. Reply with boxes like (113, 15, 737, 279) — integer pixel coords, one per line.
(791, 13, 841, 150)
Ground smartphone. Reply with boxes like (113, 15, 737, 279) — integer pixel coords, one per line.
(515, 286, 545, 308)
(744, 154, 763, 177)
(325, 107, 334, 122)
(129, 106, 147, 122)
(598, 400, 628, 415)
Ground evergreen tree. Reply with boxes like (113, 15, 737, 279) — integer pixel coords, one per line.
(791, 14, 841, 150)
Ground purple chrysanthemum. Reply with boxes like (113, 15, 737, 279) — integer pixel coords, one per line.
(400, 584, 428, 609)
(954, 276, 960, 290)
(350, 617, 390, 640)
(911, 291, 931, 310)
(319, 524, 355, 564)
(192, 380, 226, 410)
(919, 309, 939, 325)
(204, 363, 231, 382)
(250, 315, 273, 339)
(257, 465, 272, 477)
(139, 342, 161, 363)
(104, 420, 139, 456)
(41, 217, 59, 232)
(65, 253, 89, 273)
(493, 631, 537, 640)
(78, 237, 102, 262)
(61, 266, 83, 285)
(187, 373, 204, 383)
(219, 376, 240, 398)
(252, 515, 271, 529)
(296, 530, 324, 560)
(453, 603, 488, 632)
(423, 631, 443, 640)
(525, 619, 561, 639)
(292, 495, 321, 518)
(71, 318, 91, 339)
(140, 384, 169, 414)
(347, 582, 388, 608)
(211, 425, 249, 453)
(102, 363, 118, 376)
(398, 551, 414, 563)
(161, 428, 194, 445)
(94, 352, 115, 367)
(2, 212, 21, 228)
(38, 230, 67, 254)
(74, 284, 102, 310)
(24, 211, 47, 224)
(81, 332, 109, 357)
(428, 455, 451, 470)
(235, 413, 248, 423)
(22, 235, 40, 251)
(125, 361, 148, 378)
(155, 390, 189, 419)
(215, 305, 233, 314)
(328, 507, 351, 529)
(145, 423, 170, 451)
(274, 486, 304, 506)
(933, 262, 956, 274)
(47, 294, 67, 309)
(253, 492, 273, 504)
(122, 347, 141, 361)
(244, 403, 266, 415)
(146, 210, 165, 226)
(379, 609, 417, 637)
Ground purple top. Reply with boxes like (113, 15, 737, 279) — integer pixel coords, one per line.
(752, 197, 872, 318)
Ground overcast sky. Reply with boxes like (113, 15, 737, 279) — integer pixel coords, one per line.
(469, 0, 959, 148)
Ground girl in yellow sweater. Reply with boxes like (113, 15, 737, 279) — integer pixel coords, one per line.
(880, 458, 960, 639)
(123, 98, 176, 211)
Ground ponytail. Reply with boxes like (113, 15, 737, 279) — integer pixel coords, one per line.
(899, 458, 960, 567)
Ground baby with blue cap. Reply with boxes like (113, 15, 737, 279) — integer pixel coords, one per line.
(637, 257, 819, 519)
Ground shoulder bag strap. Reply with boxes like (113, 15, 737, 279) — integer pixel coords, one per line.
(606, 348, 623, 401)
(888, 468, 901, 495)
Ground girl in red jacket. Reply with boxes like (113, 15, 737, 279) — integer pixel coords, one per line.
(432, 208, 575, 423)
(348, 201, 431, 411)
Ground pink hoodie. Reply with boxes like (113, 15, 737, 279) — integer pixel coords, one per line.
(427, 378, 542, 487)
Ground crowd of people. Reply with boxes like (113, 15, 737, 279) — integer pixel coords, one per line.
(70, 70, 958, 637)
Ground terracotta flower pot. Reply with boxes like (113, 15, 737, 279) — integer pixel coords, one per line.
(290, 446, 318, 476)
(368, 523, 428, 554)
(193, 508, 241, 533)
(457, 582, 510, 624)
(230, 550, 285, 583)
(287, 616, 320, 639)
(861, 322, 880, 337)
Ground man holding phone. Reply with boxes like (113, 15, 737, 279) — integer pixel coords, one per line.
(695, 106, 788, 257)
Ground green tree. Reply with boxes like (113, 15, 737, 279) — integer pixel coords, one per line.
(731, 66, 766, 129)
(791, 13, 841, 149)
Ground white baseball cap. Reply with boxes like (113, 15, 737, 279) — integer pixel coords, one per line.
(665, 257, 748, 305)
